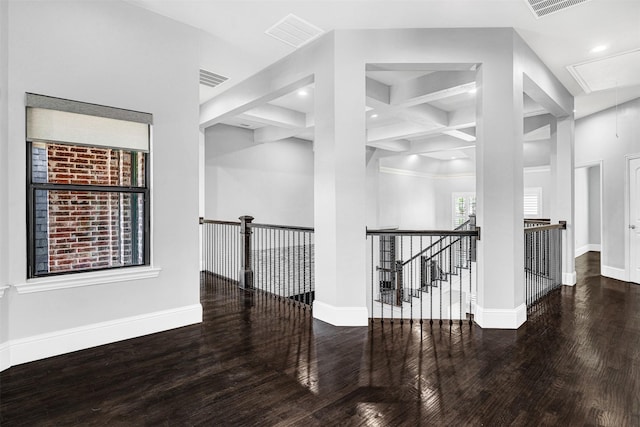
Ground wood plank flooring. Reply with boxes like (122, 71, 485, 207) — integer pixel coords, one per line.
(1, 252, 639, 426)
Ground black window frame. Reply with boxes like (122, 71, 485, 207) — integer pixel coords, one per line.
(25, 94, 151, 279)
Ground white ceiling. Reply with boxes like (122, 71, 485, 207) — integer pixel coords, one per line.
(126, 0, 639, 161)
(128, 0, 640, 118)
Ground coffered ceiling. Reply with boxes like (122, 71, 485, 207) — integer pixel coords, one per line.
(128, 0, 639, 157)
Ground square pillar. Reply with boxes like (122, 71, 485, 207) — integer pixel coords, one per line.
(475, 58, 527, 329)
(550, 116, 576, 285)
(312, 34, 368, 326)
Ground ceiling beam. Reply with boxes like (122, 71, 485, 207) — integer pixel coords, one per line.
(200, 74, 315, 129)
(367, 121, 442, 145)
(366, 77, 390, 108)
(523, 74, 572, 118)
(397, 104, 448, 127)
(390, 71, 476, 107)
(442, 129, 476, 142)
(238, 104, 307, 129)
(254, 125, 315, 144)
(408, 136, 475, 155)
(367, 139, 411, 152)
(524, 114, 552, 134)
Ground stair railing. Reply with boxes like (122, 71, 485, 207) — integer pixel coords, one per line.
(524, 220, 566, 310)
(200, 216, 315, 308)
(366, 219, 480, 326)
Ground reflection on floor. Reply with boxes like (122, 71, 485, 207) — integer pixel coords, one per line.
(1, 252, 639, 425)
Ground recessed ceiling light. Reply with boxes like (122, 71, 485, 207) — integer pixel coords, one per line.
(370, 113, 378, 118)
(297, 89, 308, 96)
(590, 45, 608, 53)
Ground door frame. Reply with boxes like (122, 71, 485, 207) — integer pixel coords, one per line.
(575, 160, 604, 274)
(625, 153, 640, 283)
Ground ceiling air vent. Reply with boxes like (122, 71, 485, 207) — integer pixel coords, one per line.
(524, 0, 592, 18)
(265, 14, 324, 48)
(199, 69, 228, 89)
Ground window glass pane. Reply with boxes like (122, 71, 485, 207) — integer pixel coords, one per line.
(36, 190, 145, 275)
(31, 142, 145, 187)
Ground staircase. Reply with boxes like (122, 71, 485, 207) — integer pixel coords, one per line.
(368, 218, 478, 322)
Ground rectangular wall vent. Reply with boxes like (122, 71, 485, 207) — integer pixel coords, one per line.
(265, 14, 324, 48)
(199, 69, 228, 88)
(524, 0, 592, 18)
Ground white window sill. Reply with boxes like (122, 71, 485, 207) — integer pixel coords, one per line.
(13, 266, 162, 294)
(0, 285, 9, 298)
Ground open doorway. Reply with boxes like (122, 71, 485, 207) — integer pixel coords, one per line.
(574, 163, 603, 268)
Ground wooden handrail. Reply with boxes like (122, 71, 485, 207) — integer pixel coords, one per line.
(523, 221, 566, 233)
(199, 217, 241, 226)
(250, 222, 314, 232)
(366, 229, 478, 237)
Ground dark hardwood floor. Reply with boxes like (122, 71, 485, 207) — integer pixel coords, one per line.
(1, 252, 639, 426)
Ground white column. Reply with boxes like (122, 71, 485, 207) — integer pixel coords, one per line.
(0, 0, 8, 289)
(475, 58, 527, 329)
(550, 116, 576, 285)
(312, 34, 368, 326)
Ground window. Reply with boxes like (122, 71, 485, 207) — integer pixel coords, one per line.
(452, 193, 476, 228)
(451, 188, 543, 227)
(26, 94, 152, 278)
(524, 187, 543, 218)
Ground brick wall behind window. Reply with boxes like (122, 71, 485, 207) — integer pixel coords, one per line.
(47, 144, 135, 272)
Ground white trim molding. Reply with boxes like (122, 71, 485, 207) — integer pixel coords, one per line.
(602, 265, 627, 282)
(14, 266, 162, 294)
(524, 165, 551, 173)
(2, 303, 202, 371)
(0, 342, 9, 372)
(563, 271, 577, 286)
(379, 166, 435, 179)
(474, 303, 527, 329)
(0, 285, 9, 298)
(378, 165, 475, 180)
(625, 154, 640, 285)
(313, 300, 369, 326)
(575, 244, 601, 258)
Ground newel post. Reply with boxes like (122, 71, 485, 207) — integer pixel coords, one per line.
(469, 213, 477, 262)
(239, 215, 254, 289)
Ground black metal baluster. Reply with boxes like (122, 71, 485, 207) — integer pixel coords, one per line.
(303, 231, 307, 309)
(469, 235, 473, 326)
(439, 238, 443, 326)
(419, 236, 423, 325)
(410, 236, 414, 324)
(459, 237, 463, 326)
(449, 236, 453, 326)
(429, 236, 433, 326)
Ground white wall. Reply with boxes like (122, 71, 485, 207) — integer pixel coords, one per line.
(575, 97, 640, 275)
(0, 0, 8, 365)
(2, 1, 202, 369)
(588, 166, 601, 246)
(377, 171, 437, 229)
(524, 167, 551, 218)
(205, 124, 314, 227)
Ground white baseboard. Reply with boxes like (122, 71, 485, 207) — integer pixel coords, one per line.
(0, 341, 10, 372)
(313, 300, 369, 326)
(474, 303, 527, 329)
(2, 303, 202, 371)
(602, 265, 627, 282)
(575, 244, 601, 258)
(563, 271, 577, 286)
